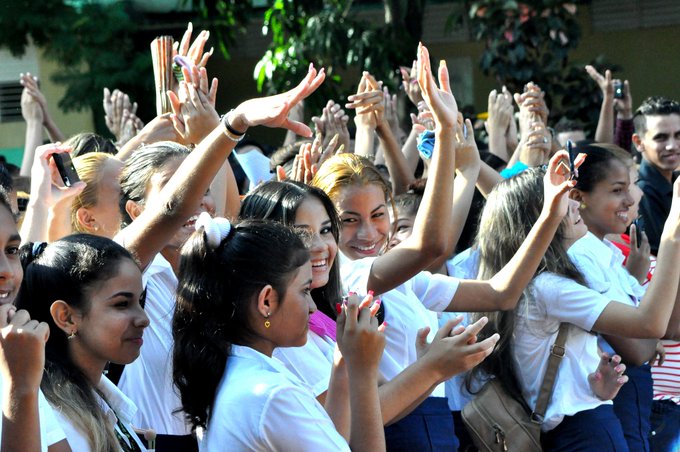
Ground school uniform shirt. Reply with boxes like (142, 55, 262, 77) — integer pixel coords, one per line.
(273, 330, 335, 397)
(51, 376, 146, 451)
(514, 272, 612, 431)
(443, 248, 480, 411)
(567, 232, 646, 356)
(0, 374, 66, 451)
(339, 253, 459, 397)
(117, 252, 190, 435)
(200, 344, 349, 452)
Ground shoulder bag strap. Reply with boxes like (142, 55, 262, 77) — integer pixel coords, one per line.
(531, 323, 569, 423)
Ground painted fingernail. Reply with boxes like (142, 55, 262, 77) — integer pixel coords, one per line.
(348, 291, 356, 296)
(374, 298, 381, 306)
(368, 290, 374, 297)
(383, 321, 388, 328)
(336, 303, 342, 314)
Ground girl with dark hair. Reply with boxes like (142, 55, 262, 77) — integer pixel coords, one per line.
(472, 163, 680, 451)
(568, 144, 680, 451)
(0, 192, 70, 452)
(17, 234, 148, 452)
(173, 216, 386, 451)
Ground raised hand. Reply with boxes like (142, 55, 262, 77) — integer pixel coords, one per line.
(229, 64, 325, 137)
(416, 43, 457, 130)
(19, 73, 47, 123)
(174, 22, 213, 70)
(588, 352, 628, 401)
(455, 117, 481, 172)
(585, 65, 614, 98)
(20, 78, 43, 124)
(517, 121, 552, 167)
(542, 150, 580, 220)
(347, 72, 384, 130)
(399, 60, 424, 106)
(312, 100, 350, 153)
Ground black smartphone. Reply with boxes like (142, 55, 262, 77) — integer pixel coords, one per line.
(614, 81, 624, 99)
(632, 218, 643, 248)
(52, 153, 80, 187)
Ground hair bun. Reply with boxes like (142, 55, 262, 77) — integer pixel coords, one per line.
(195, 212, 231, 249)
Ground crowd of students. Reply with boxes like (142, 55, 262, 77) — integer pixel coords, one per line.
(0, 22, 679, 452)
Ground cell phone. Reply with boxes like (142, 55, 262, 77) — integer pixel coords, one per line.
(614, 81, 624, 99)
(52, 153, 80, 187)
(632, 218, 643, 248)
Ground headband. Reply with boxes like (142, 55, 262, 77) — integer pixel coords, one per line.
(195, 212, 231, 249)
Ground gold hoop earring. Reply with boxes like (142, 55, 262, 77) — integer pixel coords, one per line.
(264, 313, 271, 329)
(67, 330, 77, 340)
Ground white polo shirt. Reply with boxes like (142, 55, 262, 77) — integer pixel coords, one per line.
(118, 253, 190, 435)
(513, 272, 612, 431)
(339, 254, 459, 397)
(567, 232, 645, 356)
(51, 376, 146, 451)
(200, 345, 349, 451)
(273, 330, 335, 397)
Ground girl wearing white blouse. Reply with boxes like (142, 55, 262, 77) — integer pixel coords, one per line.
(172, 217, 386, 451)
(17, 234, 150, 452)
(471, 166, 680, 451)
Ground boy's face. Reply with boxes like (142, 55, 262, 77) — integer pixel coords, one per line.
(634, 114, 680, 177)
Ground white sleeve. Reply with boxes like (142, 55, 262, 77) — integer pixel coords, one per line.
(409, 271, 460, 312)
(261, 386, 350, 452)
(38, 391, 67, 448)
(534, 273, 611, 332)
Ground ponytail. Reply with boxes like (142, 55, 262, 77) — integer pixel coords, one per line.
(173, 219, 310, 430)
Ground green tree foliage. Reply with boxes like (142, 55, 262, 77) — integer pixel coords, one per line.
(253, 0, 426, 112)
(451, 0, 621, 130)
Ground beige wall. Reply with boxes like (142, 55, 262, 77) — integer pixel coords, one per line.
(0, 49, 94, 166)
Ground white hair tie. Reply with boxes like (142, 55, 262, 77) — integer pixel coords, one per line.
(195, 212, 231, 249)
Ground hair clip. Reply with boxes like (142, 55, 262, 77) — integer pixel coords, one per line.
(195, 212, 231, 249)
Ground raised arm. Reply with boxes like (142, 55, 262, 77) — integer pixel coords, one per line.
(448, 151, 575, 311)
(367, 44, 458, 295)
(123, 65, 325, 270)
(586, 65, 615, 144)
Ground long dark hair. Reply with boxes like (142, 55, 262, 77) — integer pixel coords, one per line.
(469, 168, 585, 402)
(173, 219, 310, 430)
(240, 180, 342, 318)
(17, 234, 136, 452)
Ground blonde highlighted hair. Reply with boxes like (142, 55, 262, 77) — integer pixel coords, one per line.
(71, 152, 119, 233)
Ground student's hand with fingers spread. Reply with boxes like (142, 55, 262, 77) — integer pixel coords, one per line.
(312, 100, 350, 153)
(20, 79, 43, 124)
(585, 65, 614, 98)
(347, 73, 384, 130)
(229, 64, 325, 137)
(0, 305, 50, 395)
(167, 80, 220, 145)
(417, 43, 458, 130)
(626, 223, 651, 284)
(421, 316, 500, 382)
(588, 352, 628, 401)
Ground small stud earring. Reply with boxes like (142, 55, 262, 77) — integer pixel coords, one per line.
(264, 313, 271, 329)
(67, 330, 77, 340)
(579, 202, 586, 210)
